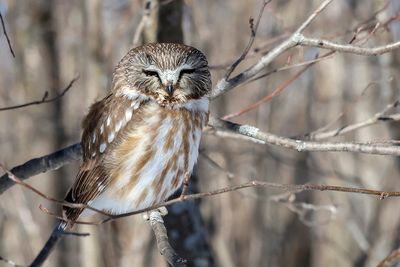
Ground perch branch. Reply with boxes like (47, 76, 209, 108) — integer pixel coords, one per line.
(149, 211, 187, 267)
(1, 153, 399, 229)
(36, 178, 400, 226)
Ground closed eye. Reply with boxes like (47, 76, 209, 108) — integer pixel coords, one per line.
(179, 68, 195, 80)
(143, 70, 160, 78)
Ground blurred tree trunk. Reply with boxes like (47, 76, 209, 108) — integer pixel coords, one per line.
(143, 1, 215, 266)
(35, 1, 75, 266)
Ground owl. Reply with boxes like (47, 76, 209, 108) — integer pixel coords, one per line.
(30, 43, 211, 266)
(65, 42, 211, 221)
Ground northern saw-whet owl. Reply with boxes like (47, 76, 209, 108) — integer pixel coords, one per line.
(30, 43, 211, 266)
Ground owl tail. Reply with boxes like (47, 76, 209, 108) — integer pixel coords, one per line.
(29, 221, 67, 267)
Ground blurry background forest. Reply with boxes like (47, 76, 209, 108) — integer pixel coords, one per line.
(1, 0, 400, 267)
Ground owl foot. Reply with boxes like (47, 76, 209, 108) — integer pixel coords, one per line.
(142, 206, 168, 221)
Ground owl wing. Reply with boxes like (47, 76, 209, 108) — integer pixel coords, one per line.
(63, 93, 146, 221)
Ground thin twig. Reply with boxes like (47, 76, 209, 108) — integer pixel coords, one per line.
(295, 0, 333, 34)
(41, 178, 400, 226)
(307, 100, 400, 140)
(208, 33, 292, 70)
(224, 0, 271, 79)
(0, 76, 79, 111)
(222, 53, 320, 120)
(0, 12, 15, 58)
(247, 53, 334, 84)
(62, 231, 90, 237)
(0, 164, 112, 218)
(180, 174, 190, 198)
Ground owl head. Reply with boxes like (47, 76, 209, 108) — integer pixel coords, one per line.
(113, 43, 211, 107)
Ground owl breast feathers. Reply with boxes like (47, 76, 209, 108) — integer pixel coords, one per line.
(63, 43, 211, 222)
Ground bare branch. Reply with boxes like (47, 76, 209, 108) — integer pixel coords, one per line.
(2, 149, 400, 227)
(149, 211, 187, 267)
(0, 76, 79, 111)
(211, 0, 333, 98)
(208, 117, 400, 156)
(247, 53, 334, 84)
(307, 100, 400, 140)
(52, 179, 400, 226)
(294, 0, 333, 34)
(224, 0, 271, 79)
(296, 35, 400, 56)
(211, 0, 400, 100)
(222, 53, 319, 119)
(0, 12, 15, 58)
(0, 143, 81, 195)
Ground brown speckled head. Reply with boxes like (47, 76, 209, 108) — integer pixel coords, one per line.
(111, 43, 211, 106)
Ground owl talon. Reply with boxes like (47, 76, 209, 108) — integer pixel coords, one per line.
(142, 206, 168, 221)
(157, 206, 168, 216)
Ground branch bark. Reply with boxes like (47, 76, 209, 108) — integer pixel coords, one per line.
(208, 118, 400, 156)
(0, 143, 81, 195)
(149, 211, 187, 267)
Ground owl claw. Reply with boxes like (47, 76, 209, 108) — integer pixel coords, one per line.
(142, 206, 168, 221)
(157, 206, 168, 216)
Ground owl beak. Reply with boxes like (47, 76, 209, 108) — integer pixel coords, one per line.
(165, 84, 174, 97)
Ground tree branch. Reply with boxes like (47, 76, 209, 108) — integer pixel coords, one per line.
(211, 0, 333, 98)
(224, 0, 271, 79)
(149, 211, 187, 267)
(0, 76, 79, 111)
(306, 100, 400, 140)
(296, 35, 400, 56)
(0, 143, 81, 195)
(211, 0, 400, 99)
(208, 117, 400, 156)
